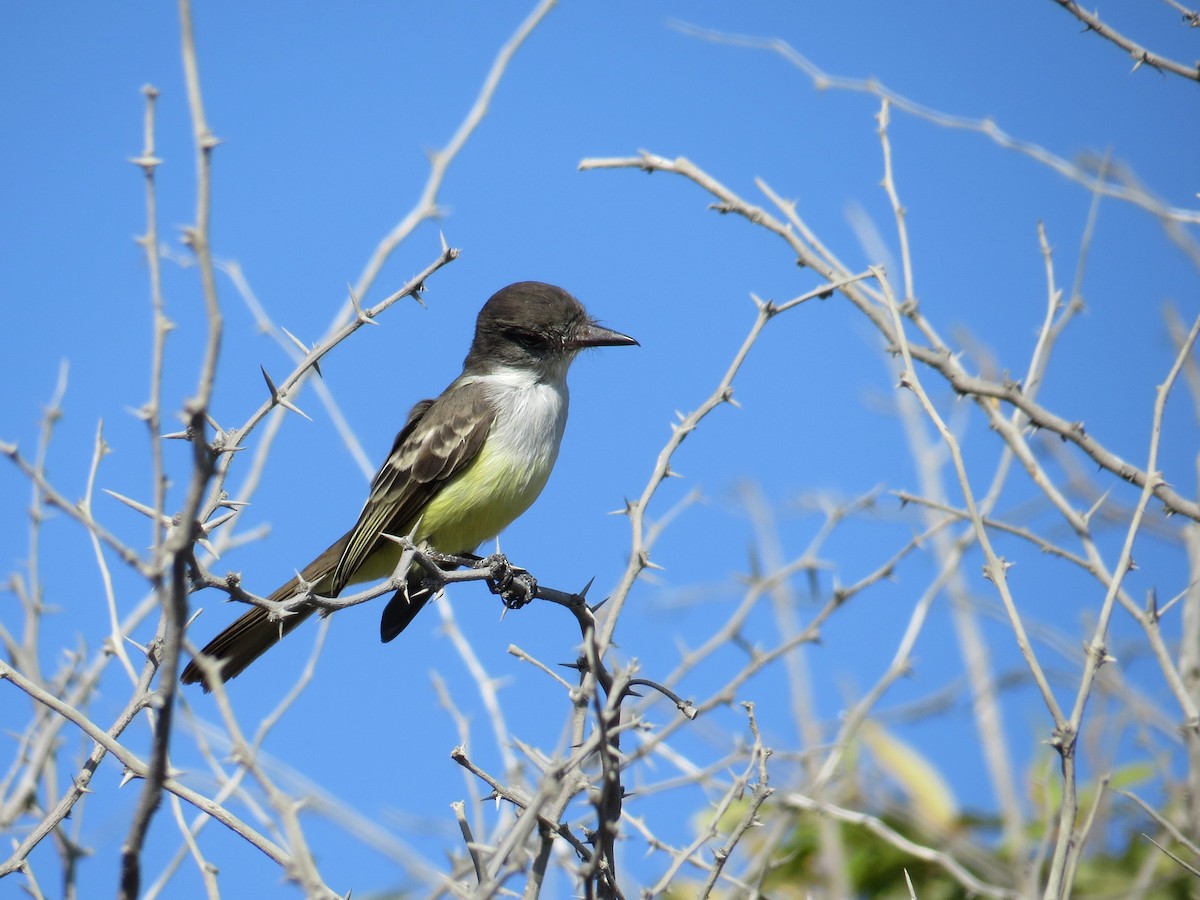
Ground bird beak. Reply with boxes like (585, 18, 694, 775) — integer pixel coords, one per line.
(569, 322, 639, 350)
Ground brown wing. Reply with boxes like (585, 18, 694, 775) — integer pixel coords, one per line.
(180, 386, 492, 690)
(329, 380, 494, 593)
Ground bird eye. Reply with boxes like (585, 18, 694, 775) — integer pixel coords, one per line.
(511, 330, 543, 350)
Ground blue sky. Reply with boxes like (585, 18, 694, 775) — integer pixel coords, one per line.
(2, 2, 1198, 896)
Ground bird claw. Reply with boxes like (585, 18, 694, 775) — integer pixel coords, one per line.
(485, 557, 537, 610)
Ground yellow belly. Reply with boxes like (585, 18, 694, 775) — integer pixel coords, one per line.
(414, 444, 554, 554)
(340, 450, 552, 589)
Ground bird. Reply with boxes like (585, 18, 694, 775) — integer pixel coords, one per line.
(181, 282, 637, 689)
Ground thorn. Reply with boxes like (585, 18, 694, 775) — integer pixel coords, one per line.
(609, 497, 638, 517)
(260, 366, 313, 421)
(103, 489, 170, 525)
(279, 326, 308, 356)
(410, 277, 428, 309)
(202, 509, 238, 534)
(276, 394, 312, 421)
(258, 364, 278, 394)
(578, 576, 596, 599)
(128, 154, 163, 171)
(347, 283, 376, 325)
(280, 327, 322, 377)
(294, 570, 318, 599)
(1081, 489, 1110, 524)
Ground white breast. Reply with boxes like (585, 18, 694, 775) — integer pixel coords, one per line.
(479, 367, 570, 466)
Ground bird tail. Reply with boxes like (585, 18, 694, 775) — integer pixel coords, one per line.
(180, 531, 351, 690)
(180, 533, 459, 689)
(379, 583, 436, 643)
(180, 602, 317, 690)
(379, 553, 470, 642)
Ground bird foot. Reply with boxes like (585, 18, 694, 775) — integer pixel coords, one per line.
(484, 555, 538, 610)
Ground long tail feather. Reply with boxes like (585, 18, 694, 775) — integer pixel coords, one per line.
(180, 531, 351, 690)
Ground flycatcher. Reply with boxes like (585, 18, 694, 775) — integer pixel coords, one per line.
(181, 282, 636, 689)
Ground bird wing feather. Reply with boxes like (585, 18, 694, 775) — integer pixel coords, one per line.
(330, 381, 494, 592)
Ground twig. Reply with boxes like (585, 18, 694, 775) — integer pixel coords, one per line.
(1119, 788, 1200, 859)
(669, 24, 1200, 224)
(880, 101, 1026, 855)
(589, 271, 875, 661)
(882, 268, 1066, 723)
(698, 704, 773, 896)
(118, 4, 223, 892)
(1045, 314, 1200, 899)
(1048, 0, 1200, 83)
(782, 792, 1020, 899)
(129, 83, 170, 558)
(0, 659, 305, 885)
(345, 0, 560, 318)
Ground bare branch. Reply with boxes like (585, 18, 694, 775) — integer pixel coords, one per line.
(1048, 0, 1200, 82)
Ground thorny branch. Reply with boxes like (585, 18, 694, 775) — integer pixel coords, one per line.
(1048, 0, 1200, 83)
(581, 151, 1200, 525)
